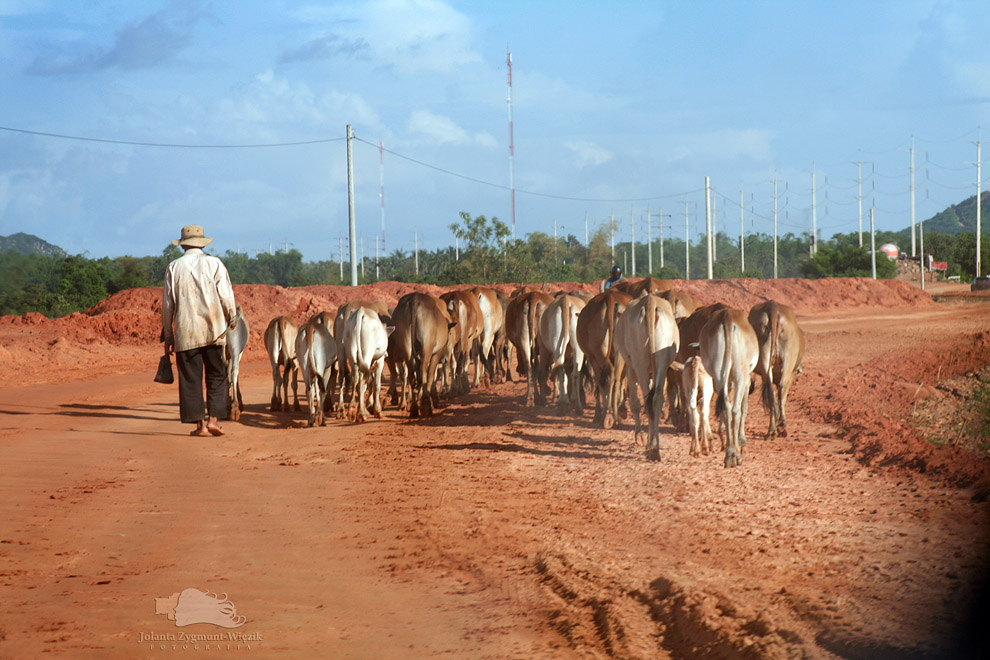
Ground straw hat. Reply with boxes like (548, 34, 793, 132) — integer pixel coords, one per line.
(172, 225, 214, 248)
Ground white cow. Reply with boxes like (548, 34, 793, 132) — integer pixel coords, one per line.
(341, 306, 394, 422)
(699, 308, 759, 468)
(263, 316, 300, 412)
(223, 305, 249, 421)
(471, 286, 505, 388)
(294, 321, 337, 427)
(537, 293, 587, 415)
(614, 294, 680, 461)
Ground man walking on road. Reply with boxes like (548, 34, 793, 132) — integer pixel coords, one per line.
(162, 225, 237, 437)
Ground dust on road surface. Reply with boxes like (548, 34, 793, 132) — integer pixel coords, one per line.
(1, 278, 988, 659)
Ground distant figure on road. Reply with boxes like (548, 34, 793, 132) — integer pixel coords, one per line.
(162, 225, 238, 437)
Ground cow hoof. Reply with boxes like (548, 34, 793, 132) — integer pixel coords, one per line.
(645, 448, 661, 462)
(602, 412, 615, 429)
(778, 427, 788, 438)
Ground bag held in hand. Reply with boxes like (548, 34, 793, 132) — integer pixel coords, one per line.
(155, 354, 174, 384)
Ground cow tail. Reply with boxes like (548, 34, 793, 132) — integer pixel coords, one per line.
(762, 304, 781, 415)
(553, 298, 570, 370)
(354, 311, 365, 372)
(715, 319, 733, 420)
(278, 317, 291, 365)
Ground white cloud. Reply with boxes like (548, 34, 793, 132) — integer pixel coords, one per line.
(292, 0, 481, 75)
(565, 141, 612, 167)
(406, 109, 495, 147)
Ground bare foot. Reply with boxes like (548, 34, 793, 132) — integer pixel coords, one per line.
(190, 427, 211, 437)
(206, 419, 225, 436)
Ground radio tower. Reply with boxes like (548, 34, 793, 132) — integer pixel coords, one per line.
(506, 46, 516, 239)
(379, 139, 386, 256)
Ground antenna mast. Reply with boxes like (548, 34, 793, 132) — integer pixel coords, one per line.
(379, 139, 386, 256)
(507, 46, 516, 238)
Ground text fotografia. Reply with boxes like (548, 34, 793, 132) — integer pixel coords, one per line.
(140, 630, 262, 649)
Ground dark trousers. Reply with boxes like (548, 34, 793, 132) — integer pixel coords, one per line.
(176, 346, 227, 423)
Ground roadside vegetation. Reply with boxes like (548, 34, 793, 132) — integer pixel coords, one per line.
(1, 211, 986, 318)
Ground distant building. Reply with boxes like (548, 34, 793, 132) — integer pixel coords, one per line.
(878, 243, 899, 260)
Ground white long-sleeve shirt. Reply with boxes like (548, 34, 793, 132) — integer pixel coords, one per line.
(162, 248, 236, 352)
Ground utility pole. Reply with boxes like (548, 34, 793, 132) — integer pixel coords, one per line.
(910, 139, 916, 257)
(338, 236, 343, 281)
(684, 201, 690, 281)
(856, 157, 864, 247)
(977, 136, 983, 278)
(920, 216, 926, 291)
(553, 218, 558, 276)
(712, 194, 717, 262)
(773, 178, 779, 279)
(647, 208, 653, 274)
(346, 124, 358, 286)
(811, 168, 817, 256)
(506, 46, 516, 239)
(870, 208, 877, 280)
(630, 208, 636, 277)
(375, 235, 380, 281)
(705, 176, 713, 279)
(659, 209, 665, 269)
(739, 190, 745, 273)
(379, 139, 386, 257)
(610, 212, 615, 262)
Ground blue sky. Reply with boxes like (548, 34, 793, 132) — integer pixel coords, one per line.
(1, 0, 988, 263)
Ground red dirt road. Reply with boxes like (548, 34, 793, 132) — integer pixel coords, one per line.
(1, 278, 989, 659)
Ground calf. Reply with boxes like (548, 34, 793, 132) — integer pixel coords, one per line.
(699, 308, 759, 468)
(748, 300, 805, 438)
(223, 306, 249, 421)
(264, 316, 300, 412)
(614, 294, 679, 460)
(673, 356, 715, 457)
(294, 321, 337, 426)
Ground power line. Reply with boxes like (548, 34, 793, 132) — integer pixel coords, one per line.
(0, 125, 344, 148)
(355, 135, 704, 204)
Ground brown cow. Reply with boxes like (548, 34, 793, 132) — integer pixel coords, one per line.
(388, 292, 454, 417)
(263, 316, 300, 412)
(505, 289, 554, 406)
(666, 303, 728, 430)
(609, 276, 673, 298)
(658, 288, 701, 319)
(670, 356, 716, 457)
(699, 308, 759, 468)
(308, 310, 336, 331)
(470, 286, 505, 388)
(748, 300, 805, 438)
(440, 290, 484, 396)
(576, 289, 633, 428)
(537, 293, 587, 414)
(614, 294, 679, 460)
(492, 288, 513, 383)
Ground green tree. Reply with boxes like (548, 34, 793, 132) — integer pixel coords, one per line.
(449, 212, 511, 283)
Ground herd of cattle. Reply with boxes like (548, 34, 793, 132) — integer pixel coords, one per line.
(219, 277, 806, 468)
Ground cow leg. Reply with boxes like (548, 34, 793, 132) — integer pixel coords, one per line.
(270, 362, 283, 411)
(306, 376, 318, 427)
(371, 359, 385, 418)
(522, 344, 536, 407)
(626, 370, 643, 445)
(685, 375, 701, 457)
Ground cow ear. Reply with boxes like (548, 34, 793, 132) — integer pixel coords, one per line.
(385, 326, 396, 336)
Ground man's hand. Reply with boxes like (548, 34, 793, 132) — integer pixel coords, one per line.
(164, 340, 174, 356)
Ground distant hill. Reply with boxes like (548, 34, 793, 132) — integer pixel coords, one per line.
(0, 233, 67, 257)
(893, 192, 990, 239)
